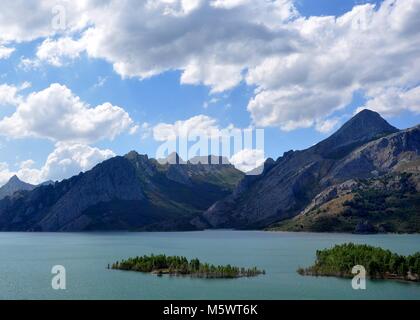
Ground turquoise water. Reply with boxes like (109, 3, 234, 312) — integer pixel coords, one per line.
(0, 231, 419, 300)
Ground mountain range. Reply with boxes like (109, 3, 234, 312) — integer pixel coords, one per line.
(0, 109, 418, 233)
(0, 153, 243, 231)
(192, 110, 419, 233)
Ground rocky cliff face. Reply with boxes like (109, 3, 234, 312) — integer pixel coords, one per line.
(0, 152, 243, 231)
(197, 110, 418, 230)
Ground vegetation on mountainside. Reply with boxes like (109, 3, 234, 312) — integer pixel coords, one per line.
(269, 173, 420, 233)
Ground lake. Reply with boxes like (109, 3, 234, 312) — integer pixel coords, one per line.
(0, 231, 419, 300)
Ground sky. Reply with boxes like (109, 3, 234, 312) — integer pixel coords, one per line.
(0, 0, 419, 186)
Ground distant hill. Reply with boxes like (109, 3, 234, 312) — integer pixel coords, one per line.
(0, 152, 243, 231)
(0, 176, 36, 200)
(193, 110, 420, 233)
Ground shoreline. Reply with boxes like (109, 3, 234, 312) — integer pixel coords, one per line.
(114, 268, 265, 279)
(297, 270, 420, 283)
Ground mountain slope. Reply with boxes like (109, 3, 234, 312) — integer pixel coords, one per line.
(196, 110, 417, 230)
(0, 152, 244, 231)
(0, 176, 36, 200)
(271, 172, 420, 233)
(312, 109, 398, 159)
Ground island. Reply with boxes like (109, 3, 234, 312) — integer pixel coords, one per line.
(298, 243, 420, 282)
(110, 254, 265, 278)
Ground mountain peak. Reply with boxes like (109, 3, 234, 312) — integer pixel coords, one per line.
(0, 175, 36, 200)
(158, 152, 186, 164)
(313, 109, 399, 158)
(9, 175, 21, 183)
(342, 109, 397, 132)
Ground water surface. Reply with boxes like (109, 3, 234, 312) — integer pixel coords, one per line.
(0, 231, 419, 299)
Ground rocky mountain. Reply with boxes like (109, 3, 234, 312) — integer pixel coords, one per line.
(0, 152, 243, 231)
(0, 109, 417, 233)
(272, 172, 420, 233)
(194, 110, 419, 231)
(0, 176, 36, 200)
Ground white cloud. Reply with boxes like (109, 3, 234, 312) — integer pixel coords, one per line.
(80, 0, 298, 90)
(0, 83, 134, 143)
(134, 122, 153, 140)
(246, 0, 420, 130)
(92, 76, 108, 89)
(35, 37, 85, 66)
(20, 37, 85, 69)
(358, 86, 420, 116)
(315, 118, 340, 134)
(0, 84, 21, 106)
(229, 148, 265, 173)
(153, 115, 228, 141)
(36, 142, 115, 182)
(247, 87, 352, 131)
(0, 46, 14, 59)
(180, 61, 244, 93)
(0, 82, 30, 106)
(1, 0, 419, 131)
(0, 162, 14, 186)
(203, 97, 219, 109)
(0, 0, 89, 43)
(0, 143, 115, 186)
(18, 57, 41, 71)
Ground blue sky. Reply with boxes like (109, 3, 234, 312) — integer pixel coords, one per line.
(0, 0, 419, 185)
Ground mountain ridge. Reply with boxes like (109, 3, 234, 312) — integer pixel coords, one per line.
(195, 111, 419, 231)
(0, 109, 418, 233)
(0, 152, 244, 231)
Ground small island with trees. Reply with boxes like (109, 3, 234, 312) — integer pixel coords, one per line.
(298, 243, 420, 282)
(110, 254, 265, 279)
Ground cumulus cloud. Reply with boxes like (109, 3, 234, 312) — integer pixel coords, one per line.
(246, 0, 420, 129)
(0, 143, 115, 186)
(0, 84, 22, 106)
(229, 148, 265, 173)
(79, 0, 298, 92)
(35, 37, 85, 66)
(0, 46, 14, 59)
(0, 83, 134, 143)
(1, 0, 420, 131)
(247, 87, 352, 131)
(358, 86, 420, 116)
(153, 115, 221, 141)
(0, 82, 30, 106)
(153, 114, 242, 143)
(0, 0, 89, 43)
